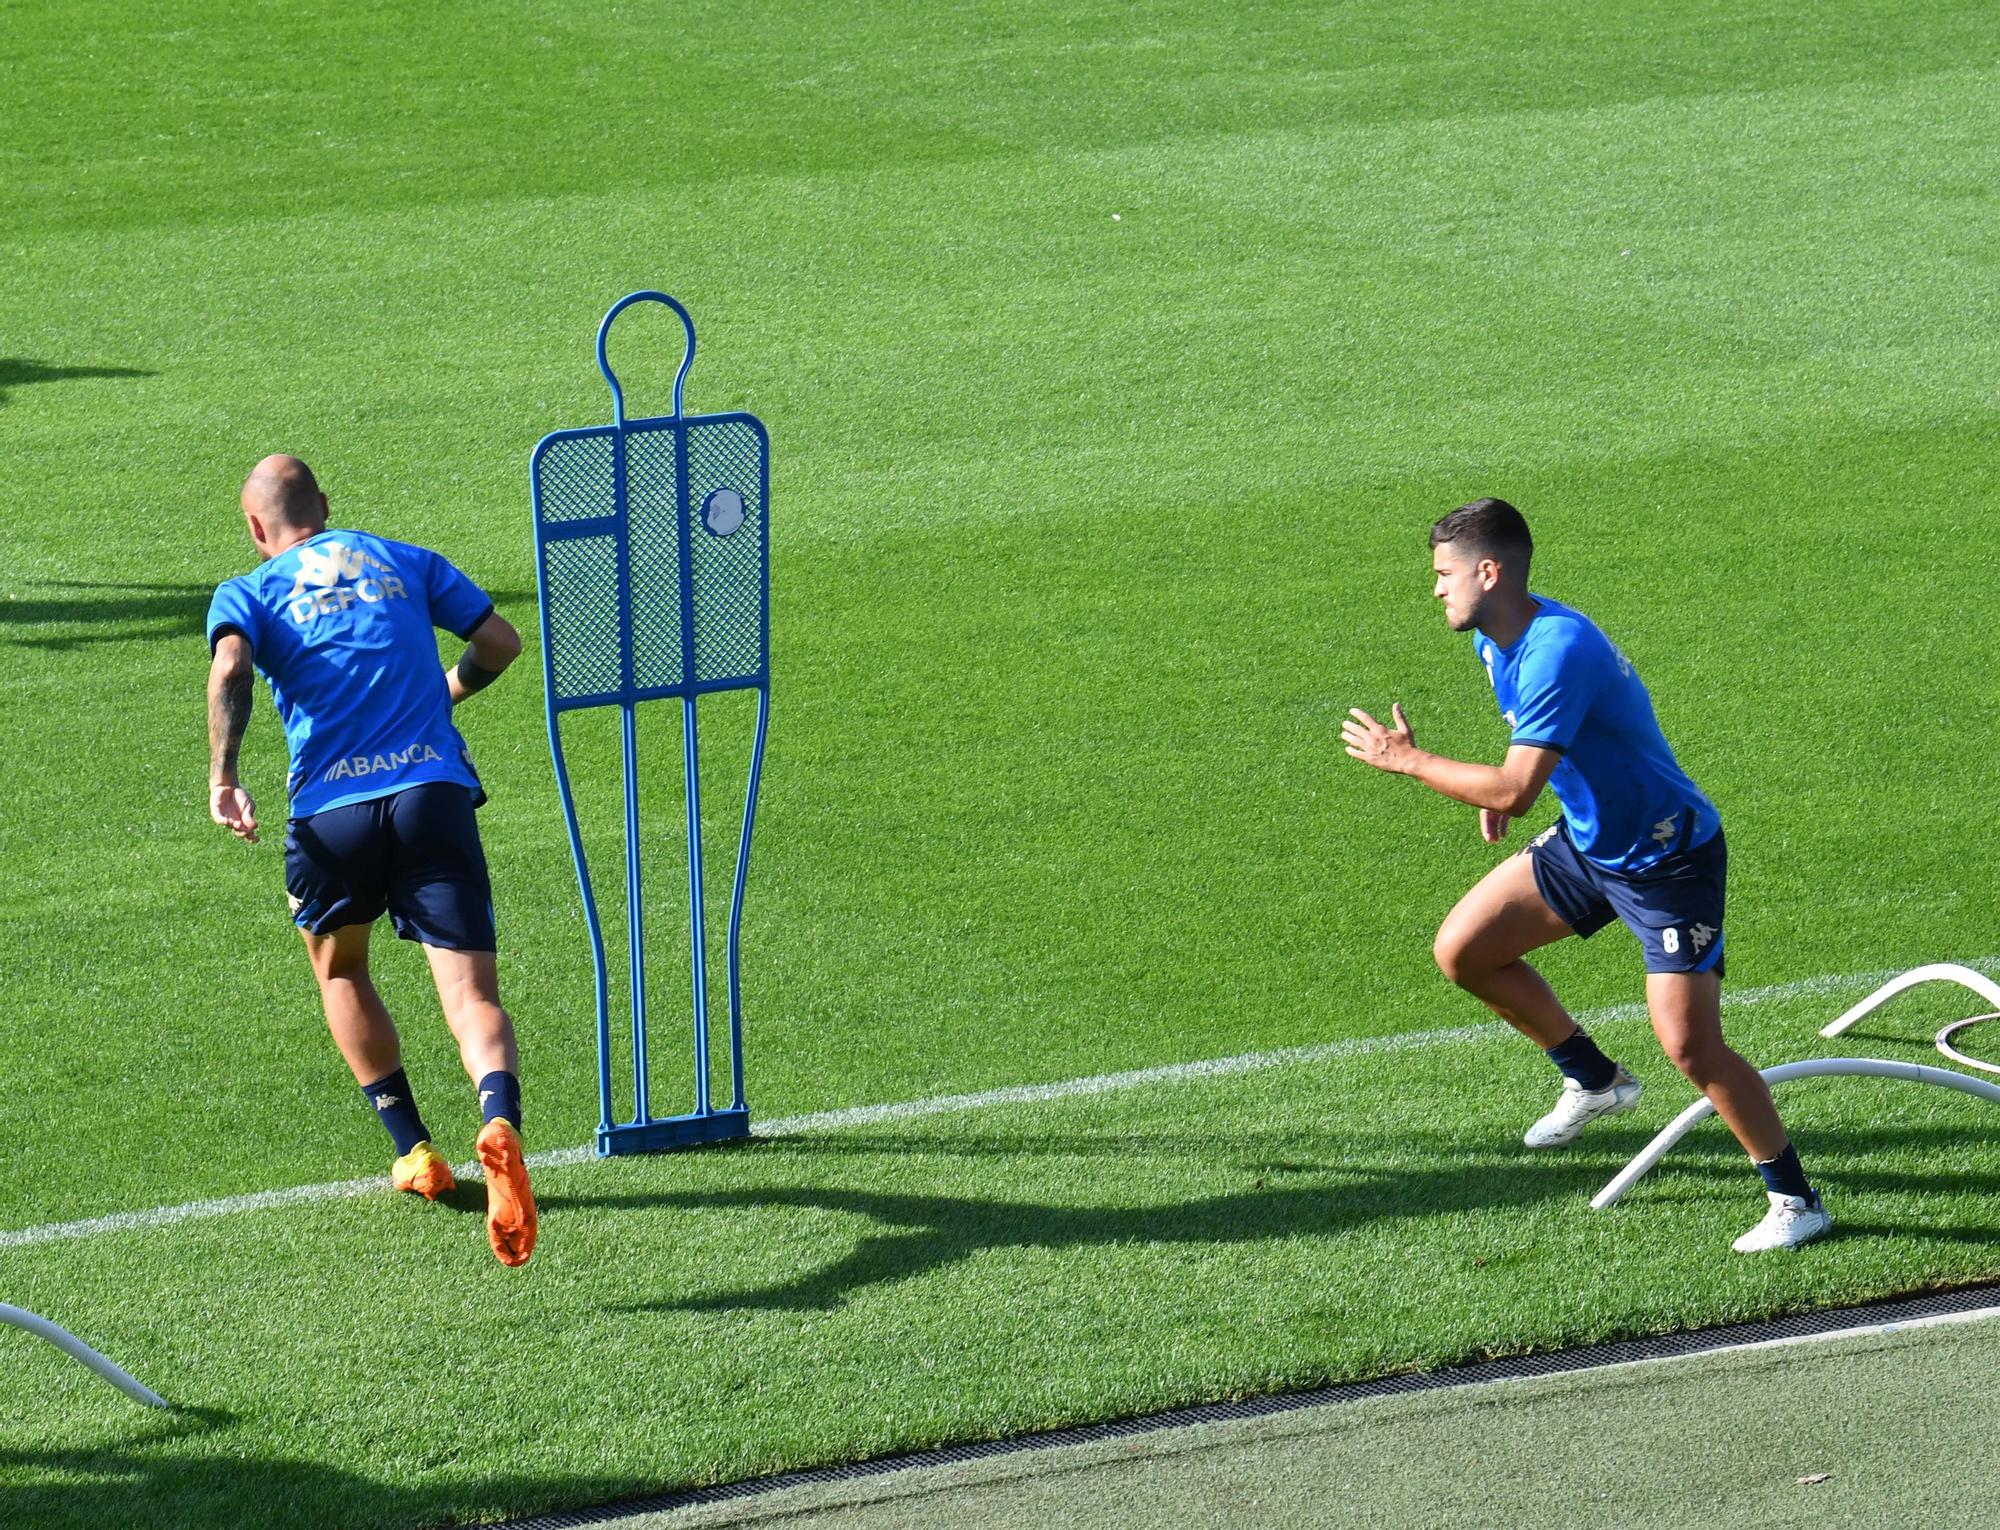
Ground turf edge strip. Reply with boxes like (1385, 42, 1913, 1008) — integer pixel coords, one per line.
(496, 1283, 2000, 1529)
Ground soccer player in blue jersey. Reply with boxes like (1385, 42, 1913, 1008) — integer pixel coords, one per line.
(204, 454, 538, 1267)
(1343, 498, 1830, 1252)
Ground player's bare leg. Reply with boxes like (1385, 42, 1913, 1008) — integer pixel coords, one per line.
(1433, 850, 1578, 1047)
(422, 945, 519, 1084)
(1647, 971, 1830, 1250)
(1435, 851, 1641, 1146)
(1646, 971, 1786, 1158)
(425, 944, 536, 1267)
(304, 921, 403, 1081)
(303, 922, 454, 1199)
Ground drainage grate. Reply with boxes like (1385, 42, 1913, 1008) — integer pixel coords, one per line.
(500, 1280, 2000, 1528)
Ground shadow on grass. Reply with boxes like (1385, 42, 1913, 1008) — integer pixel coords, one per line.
(0, 580, 214, 651)
(1826, 1220, 2000, 1248)
(433, 1179, 499, 1217)
(567, 1149, 1613, 1314)
(554, 1112, 2000, 1313)
(1, 579, 538, 650)
(0, 1407, 642, 1530)
(0, 357, 154, 408)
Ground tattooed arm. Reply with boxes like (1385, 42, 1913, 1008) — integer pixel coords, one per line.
(207, 633, 259, 843)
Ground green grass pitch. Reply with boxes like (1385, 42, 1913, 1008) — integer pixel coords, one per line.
(2, 1, 1998, 1524)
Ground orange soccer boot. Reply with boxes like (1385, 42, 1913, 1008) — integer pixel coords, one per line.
(390, 1140, 457, 1201)
(475, 1118, 538, 1268)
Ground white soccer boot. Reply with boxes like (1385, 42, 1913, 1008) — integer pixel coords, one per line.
(1522, 1066, 1643, 1149)
(1732, 1192, 1832, 1253)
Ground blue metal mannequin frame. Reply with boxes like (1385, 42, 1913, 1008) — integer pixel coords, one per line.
(529, 291, 770, 1155)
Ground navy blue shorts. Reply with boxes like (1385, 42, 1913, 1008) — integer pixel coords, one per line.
(1527, 820, 1726, 976)
(284, 783, 496, 951)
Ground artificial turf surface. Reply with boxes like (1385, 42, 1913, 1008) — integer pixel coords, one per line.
(628, 1318, 2000, 1529)
(2, 0, 1997, 1523)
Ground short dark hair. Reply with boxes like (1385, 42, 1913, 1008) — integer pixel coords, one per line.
(1430, 497, 1532, 576)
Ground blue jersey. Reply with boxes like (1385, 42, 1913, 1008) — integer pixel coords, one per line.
(206, 529, 494, 818)
(1476, 596, 1719, 872)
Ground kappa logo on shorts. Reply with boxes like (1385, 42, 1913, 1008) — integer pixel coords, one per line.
(285, 540, 410, 625)
(1663, 923, 1717, 958)
(1530, 824, 1561, 850)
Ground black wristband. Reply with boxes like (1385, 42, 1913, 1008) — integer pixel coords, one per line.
(455, 650, 505, 695)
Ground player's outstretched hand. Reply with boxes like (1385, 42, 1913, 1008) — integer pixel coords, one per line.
(1342, 702, 1418, 773)
(211, 783, 259, 843)
(1480, 808, 1511, 843)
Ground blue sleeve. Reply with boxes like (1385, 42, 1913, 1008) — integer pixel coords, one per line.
(414, 546, 495, 640)
(206, 579, 262, 656)
(1508, 622, 1608, 752)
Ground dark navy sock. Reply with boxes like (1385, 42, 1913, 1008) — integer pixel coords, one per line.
(1544, 1029, 1618, 1092)
(478, 1070, 522, 1132)
(1755, 1144, 1817, 1205)
(361, 1067, 431, 1155)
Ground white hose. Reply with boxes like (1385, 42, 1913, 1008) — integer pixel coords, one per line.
(1936, 1014, 2000, 1078)
(1592, 1057, 2000, 1210)
(1820, 964, 2000, 1039)
(0, 1302, 167, 1407)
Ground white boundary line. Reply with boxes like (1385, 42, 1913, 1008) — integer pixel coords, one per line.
(1433, 1301, 2000, 1406)
(1688, 1301, 2000, 1359)
(0, 961, 1984, 1255)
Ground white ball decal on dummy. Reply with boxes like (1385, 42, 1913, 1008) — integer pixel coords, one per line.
(703, 488, 746, 537)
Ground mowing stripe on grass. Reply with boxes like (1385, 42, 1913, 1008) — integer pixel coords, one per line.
(0, 959, 1980, 1253)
